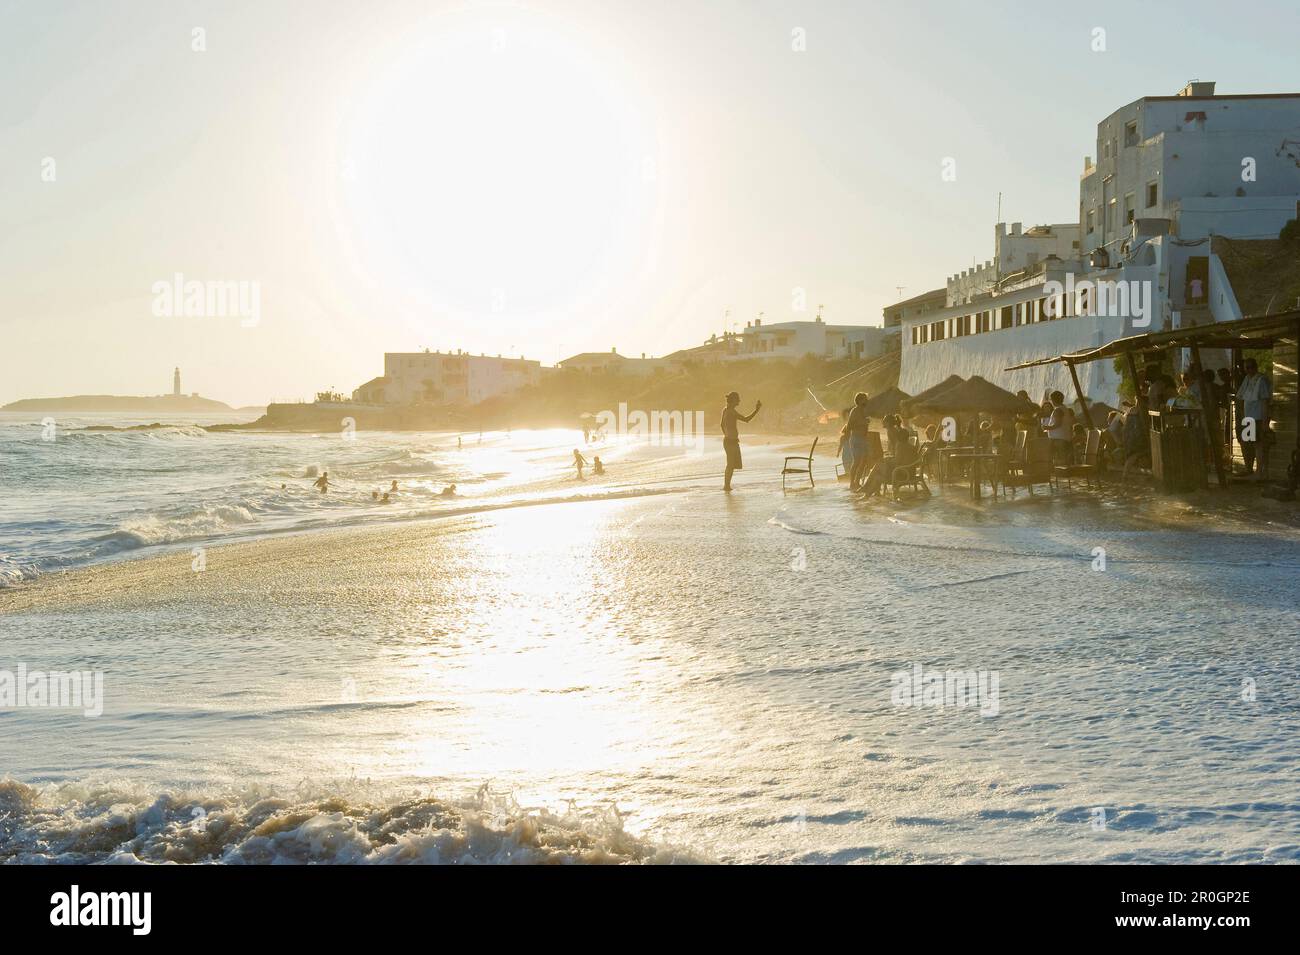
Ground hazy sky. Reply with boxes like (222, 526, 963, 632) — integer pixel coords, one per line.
(3, 0, 1298, 406)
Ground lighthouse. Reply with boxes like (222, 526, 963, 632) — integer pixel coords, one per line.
(173, 367, 181, 397)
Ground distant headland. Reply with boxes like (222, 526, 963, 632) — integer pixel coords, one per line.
(2, 367, 262, 415)
(1, 395, 261, 413)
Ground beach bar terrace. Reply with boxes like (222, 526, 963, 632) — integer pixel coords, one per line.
(1005, 310, 1300, 490)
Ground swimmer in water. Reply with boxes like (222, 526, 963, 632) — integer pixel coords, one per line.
(592, 456, 604, 475)
(439, 484, 457, 497)
(313, 471, 329, 493)
(390, 480, 398, 492)
(380, 492, 391, 504)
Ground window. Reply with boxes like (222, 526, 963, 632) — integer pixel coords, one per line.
(1146, 181, 1158, 208)
(1124, 121, 1138, 147)
(1086, 209, 1096, 234)
(1124, 193, 1136, 225)
(1000, 306, 1013, 329)
(1106, 198, 1116, 232)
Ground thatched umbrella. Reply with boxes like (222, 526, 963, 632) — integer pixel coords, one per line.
(910, 375, 1038, 416)
(899, 375, 965, 416)
(861, 386, 911, 418)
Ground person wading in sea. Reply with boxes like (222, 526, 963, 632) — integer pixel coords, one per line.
(721, 391, 761, 492)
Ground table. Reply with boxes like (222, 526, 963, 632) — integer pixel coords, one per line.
(936, 446, 976, 483)
(946, 452, 1002, 500)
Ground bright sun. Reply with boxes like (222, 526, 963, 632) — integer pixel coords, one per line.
(339, 7, 659, 338)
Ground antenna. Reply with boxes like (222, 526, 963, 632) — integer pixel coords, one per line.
(895, 287, 905, 300)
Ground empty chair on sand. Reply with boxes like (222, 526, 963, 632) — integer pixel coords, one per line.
(1001, 437, 1054, 497)
(1053, 429, 1102, 491)
(782, 437, 819, 490)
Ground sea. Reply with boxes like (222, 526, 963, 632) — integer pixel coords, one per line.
(2, 411, 1299, 864)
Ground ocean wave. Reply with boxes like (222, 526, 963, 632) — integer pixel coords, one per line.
(0, 779, 703, 865)
(100, 504, 260, 550)
(64, 425, 209, 441)
(0, 556, 43, 587)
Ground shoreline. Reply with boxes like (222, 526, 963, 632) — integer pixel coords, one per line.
(5, 462, 1298, 614)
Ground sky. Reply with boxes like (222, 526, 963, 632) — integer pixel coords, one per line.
(2, 0, 1298, 407)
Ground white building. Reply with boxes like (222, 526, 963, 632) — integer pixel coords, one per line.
(883, 288, 946, 328)
(900, 81, 1300, 406)
(947, 224, 1082, 306)
(1081, 82, 1300, 252)
(354, 350, 542, 406)
(731, 315, 887, 361)
(557, 348, 670, 375)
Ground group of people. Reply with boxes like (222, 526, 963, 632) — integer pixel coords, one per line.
(572, 450, 604, 479)
(700, 362, 1274, 494)
(367, 480, 399, 504)
(308, 474, 459, 501)
(833, 392, 924, 496)
(1103, 358, 1273, 478)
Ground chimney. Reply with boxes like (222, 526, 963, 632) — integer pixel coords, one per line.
(611, 346, 617, 353)
(755, 318, 762, 327)
(1011, 222, 1022, 235)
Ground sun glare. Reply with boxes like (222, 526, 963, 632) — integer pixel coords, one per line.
(338, 8, 659, 340)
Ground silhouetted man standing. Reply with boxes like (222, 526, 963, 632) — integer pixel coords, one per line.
(721, 391, 761, 491)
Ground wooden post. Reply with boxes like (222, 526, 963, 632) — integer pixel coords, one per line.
(1067, 360, 1094, 429)
(1189, 342, 1228, 489)
(1125, 349, 1141, 402)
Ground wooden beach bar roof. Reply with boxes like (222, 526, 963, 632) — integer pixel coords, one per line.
(1003, 310, 1300, 372)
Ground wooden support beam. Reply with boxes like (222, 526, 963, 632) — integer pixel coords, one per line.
(1125, 349, 1142, 405)
(1067, 361, 1094, 429)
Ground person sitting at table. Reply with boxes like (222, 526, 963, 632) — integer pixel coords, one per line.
(1103, 411, 1124, 462)
(1070, 423, 1088, 464)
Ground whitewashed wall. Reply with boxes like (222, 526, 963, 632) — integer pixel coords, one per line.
(900, 313, 1130, 406)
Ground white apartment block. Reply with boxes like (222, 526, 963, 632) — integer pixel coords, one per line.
(1081, 82, 1300, 251)
(354, 350, 542, 406)
(732, 316, 888, 361)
